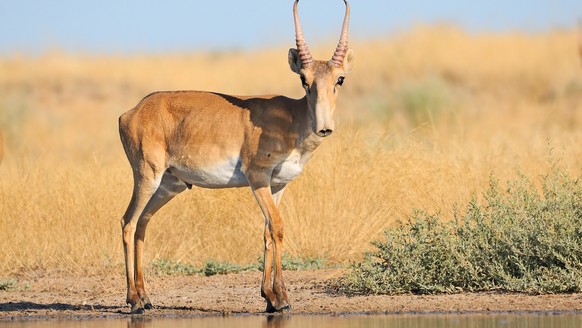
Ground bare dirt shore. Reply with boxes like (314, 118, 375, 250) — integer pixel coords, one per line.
(1, 269, 581, 321)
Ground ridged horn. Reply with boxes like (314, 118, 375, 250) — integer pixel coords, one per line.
(330, 0, 350, 67)
(293, 0, 313, 67)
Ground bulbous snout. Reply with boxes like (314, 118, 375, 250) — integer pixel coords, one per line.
(317, 129, 333, 137)
(308, 78, 337, 138)
(313, 110, 334, 138)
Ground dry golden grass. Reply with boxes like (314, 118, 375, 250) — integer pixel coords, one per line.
(0, 26, 581, 276)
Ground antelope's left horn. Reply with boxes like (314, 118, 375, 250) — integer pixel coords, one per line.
(330, 0, 350, 67)
(294, 0, 313, 67)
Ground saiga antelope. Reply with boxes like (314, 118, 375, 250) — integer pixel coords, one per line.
(119, 0, 352, 314)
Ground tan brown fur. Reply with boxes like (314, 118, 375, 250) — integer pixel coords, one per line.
(118, 0, 352, 314)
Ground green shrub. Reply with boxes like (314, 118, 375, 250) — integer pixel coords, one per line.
(338, 166, 582, 295)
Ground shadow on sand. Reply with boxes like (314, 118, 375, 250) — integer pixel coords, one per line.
(0, 301, 123, 312)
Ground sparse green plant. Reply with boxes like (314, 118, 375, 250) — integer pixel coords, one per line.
(202, 259, 259, 276)
(150, 259, 199, 276)
(256, 254, 327, 271)
(338, 165, 582, 295)
(0, 279, 16, 291)
(282, 254, 326, 271)
(150, 255, 328, 277)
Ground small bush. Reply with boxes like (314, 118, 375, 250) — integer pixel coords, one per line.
(339, 166, 582, 295)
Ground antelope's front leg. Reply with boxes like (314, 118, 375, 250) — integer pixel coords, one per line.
(251, 185, 290, 312)
(261, 219, 276, 307)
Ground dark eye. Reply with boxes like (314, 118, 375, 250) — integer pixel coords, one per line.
(300, 75, 308, 88)
(337, 76, 345, 86)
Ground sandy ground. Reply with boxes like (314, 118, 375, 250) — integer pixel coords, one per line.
(1, 269, 582, 321)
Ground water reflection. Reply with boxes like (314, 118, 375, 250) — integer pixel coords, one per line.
(263, 315, 288, 328)
(126, 314, 294, 328)
(3, 313, 582, 328)
(128, 314, 582, 328)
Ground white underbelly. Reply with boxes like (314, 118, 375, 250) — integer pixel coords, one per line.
(169, 151, 307, 188)
(169, 157, 248, 188)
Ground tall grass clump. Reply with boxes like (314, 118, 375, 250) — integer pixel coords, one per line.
(339, 164, 582, 295)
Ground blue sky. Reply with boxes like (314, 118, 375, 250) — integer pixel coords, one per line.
(0, 1, 579, 55)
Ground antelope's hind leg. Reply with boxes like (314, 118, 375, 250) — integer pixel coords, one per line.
(121, 167, 164, 314)
(134, 171, 188, 311)
(121, 166, 187, 314)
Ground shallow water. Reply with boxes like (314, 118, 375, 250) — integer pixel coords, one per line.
(2, 313, 582, 328)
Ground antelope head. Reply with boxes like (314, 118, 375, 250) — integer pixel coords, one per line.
(288, 0, 353, 138)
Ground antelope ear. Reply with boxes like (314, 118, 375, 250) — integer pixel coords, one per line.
(288, 48, 303, 74)
(342, 48, 354, 74)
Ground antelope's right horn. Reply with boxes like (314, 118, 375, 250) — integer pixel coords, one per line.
(330, 0, 350, 67)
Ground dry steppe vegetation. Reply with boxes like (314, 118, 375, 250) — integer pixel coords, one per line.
(0, 26, 581, 278)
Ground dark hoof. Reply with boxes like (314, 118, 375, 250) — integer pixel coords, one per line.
(265, 302, 291, 313)
(130, 302, 145, 315)
(278, 304, 291, 313)
(130, 307, 145, 315)
(143, 302, 153, 310)
(266, 303, 276, 313)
